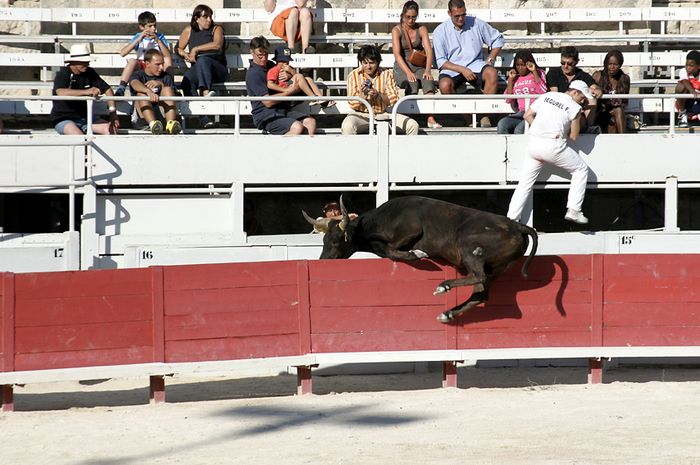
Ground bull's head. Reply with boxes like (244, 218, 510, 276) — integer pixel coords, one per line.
(302, 196, 358, 259)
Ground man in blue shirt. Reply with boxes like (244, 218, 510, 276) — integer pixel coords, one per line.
(432, 0, 504, 127)
(245, 36, 316, 135)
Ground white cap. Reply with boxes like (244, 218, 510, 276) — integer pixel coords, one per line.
(568, 80, 593, 100)
(65, 43, 92, 63)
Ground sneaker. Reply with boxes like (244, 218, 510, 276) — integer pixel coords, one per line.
(205, 90, 217, 98)
(565, 208, 589, 225)
(679, 110, 688, 128)
(149, 120, 163, 135)
(321, 100, 336, 108)
(166, 120, 182, 135)
(114, 86, 126, 97)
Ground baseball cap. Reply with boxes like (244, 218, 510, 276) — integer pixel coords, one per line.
(273, 46, 293, 62)
(568, 80, 593, 100)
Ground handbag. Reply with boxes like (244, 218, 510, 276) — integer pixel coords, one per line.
(403, 27, 427, 68)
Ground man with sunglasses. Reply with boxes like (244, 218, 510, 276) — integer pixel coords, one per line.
(547, 46, 600, 132)
(432, 0, 504, 128)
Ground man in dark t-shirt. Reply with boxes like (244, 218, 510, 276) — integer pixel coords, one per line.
(51, 43, 119, 135)
(245, 36, 315, 135)
(129, 49, 181, 135)
(546, 46, 600, 132)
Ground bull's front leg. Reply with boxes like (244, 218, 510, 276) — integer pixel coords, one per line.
(370, 241, 428, 261)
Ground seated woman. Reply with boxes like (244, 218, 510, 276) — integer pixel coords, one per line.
(497, 49, 547, 134)
(265, 0, 314, 54)
(391, 1, 440, 128)
(593, 49, 630, 134)
(177, 4, 228, 98)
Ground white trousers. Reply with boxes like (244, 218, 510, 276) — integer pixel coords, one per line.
(507, 136, 589, 222)
(341, 112, 419, 135)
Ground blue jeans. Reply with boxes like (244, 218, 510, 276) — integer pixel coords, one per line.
(181, 56, 229, 96)
(497, 112, 526, 134)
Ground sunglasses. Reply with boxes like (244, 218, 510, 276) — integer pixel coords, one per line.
(560, 61, 576, 67)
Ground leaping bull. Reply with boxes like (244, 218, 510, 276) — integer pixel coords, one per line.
(303, 195, 538, 323)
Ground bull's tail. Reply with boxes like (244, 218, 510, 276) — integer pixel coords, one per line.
(516, 223, 538, 278)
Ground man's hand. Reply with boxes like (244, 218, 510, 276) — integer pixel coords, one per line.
(85, 87, 101, 98)
(108, 112, 120, 134)
(460, 66, 476, 82)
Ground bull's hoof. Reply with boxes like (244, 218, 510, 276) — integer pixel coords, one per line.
(437, 312, 453, 323)
(411, 249, 429, 259)
(433, 284, 450, 295)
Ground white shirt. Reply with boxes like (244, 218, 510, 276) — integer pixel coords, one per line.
(267, 0, 299, 28)
(528, 91, 581, 140)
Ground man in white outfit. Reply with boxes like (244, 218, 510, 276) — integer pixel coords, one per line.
(507, 80, 593, 225)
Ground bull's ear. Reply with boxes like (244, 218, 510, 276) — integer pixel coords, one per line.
(302, 210, 330, 233)
(339, 195, 350, 231)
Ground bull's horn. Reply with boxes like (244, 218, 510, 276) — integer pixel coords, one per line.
(302, 210, 330, 233)
(339, 195, 349, 231)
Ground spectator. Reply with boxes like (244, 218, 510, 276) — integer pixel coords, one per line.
(177, 4, 228, 127)
(592, 50, 630, 134)
(547, 46, 599, 133)
(245, 36, 316, 135)
(342, 45, 419, 136)
(129, 49, 181, 135)
(675, 50, 700, 128)
(310, 201, 358, 233)
(391, 1, 440, 129)
(506, 81, 593, 226)
(51, 43, 119, 135)
(497, 50, 547, 135)
(432, 0, 504, 128)
(267, 46, 334, 107)
(115, 11, 172, 97)
(265, 0, 314, 54)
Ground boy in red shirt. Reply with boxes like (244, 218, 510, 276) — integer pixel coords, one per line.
(267, 46, 335, 107)
(676, 50, 700, 127)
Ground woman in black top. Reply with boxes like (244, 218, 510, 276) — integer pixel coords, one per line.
(593, 49, 630, 134)
(177, 4, 228, 98)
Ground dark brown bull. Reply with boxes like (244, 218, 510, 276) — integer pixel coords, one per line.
(304, 195, 538, 323)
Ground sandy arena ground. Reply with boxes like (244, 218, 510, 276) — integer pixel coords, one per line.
(2, 365, 700, 465)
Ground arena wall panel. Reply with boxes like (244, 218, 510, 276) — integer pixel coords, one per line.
(12, 269, 154, 371)
(602, 255, 700, 346)
(162, 262, 302, 362)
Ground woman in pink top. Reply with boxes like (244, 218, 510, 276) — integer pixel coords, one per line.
(497, 50, 548, 134)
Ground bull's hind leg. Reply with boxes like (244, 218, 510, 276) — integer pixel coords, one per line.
(437, 288, 490, 323)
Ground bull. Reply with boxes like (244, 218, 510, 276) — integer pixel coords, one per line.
(303, 195, 538, 323)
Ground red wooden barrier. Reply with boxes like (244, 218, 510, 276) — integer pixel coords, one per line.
(2, 255, 700, 410)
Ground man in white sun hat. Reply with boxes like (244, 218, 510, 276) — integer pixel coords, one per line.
(51, 43, 120, 135)
(507, 80, 594, 225)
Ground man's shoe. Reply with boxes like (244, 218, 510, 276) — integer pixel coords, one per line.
(679, 110, 688, 128)
(166, 120, 182, 135)
(149, 120, 163, 135)
(565, 208, 589, 225)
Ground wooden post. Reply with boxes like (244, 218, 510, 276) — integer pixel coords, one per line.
(1, 385, 13, 412)
(588, 358, 603, 384)
(149, 375, 166, 404)
(442, 361, 458, 388)
(296, 366, 313, 395)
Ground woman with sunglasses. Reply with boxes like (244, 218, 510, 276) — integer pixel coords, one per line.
(391, 1, 440, 128)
